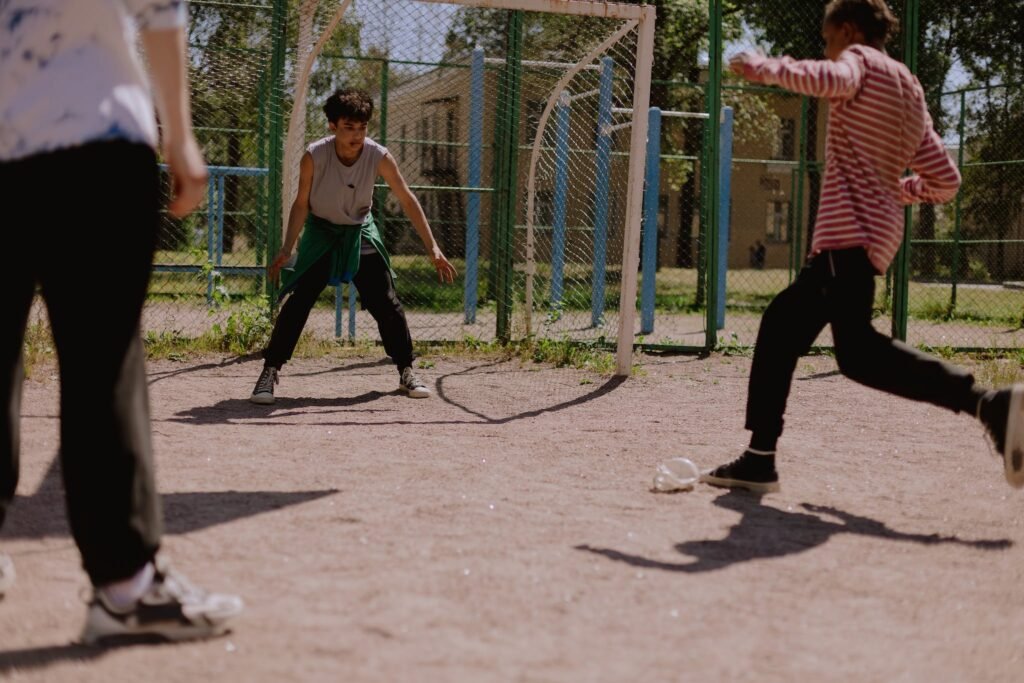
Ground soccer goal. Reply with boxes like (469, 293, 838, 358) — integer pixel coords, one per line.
(181, 0, 655, 376)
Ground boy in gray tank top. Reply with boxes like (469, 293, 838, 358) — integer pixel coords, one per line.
(251, 89, 457, 403)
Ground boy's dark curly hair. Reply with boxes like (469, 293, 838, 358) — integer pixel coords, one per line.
(323, 89, 374, 124)
(824, 0, 899, 46)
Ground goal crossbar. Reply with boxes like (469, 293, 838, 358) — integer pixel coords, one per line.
(416, 0, 652, 21)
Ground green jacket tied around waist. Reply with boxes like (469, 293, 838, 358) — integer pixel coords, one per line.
(279, 214, 394, 300)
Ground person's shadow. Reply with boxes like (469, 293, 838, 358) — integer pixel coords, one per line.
(576, 490, 1012, 573)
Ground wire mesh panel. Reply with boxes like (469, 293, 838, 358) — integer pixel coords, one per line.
(906, 84, 1024, 349)
(145, 0, 277, 340)
(273, 0, 652, 370)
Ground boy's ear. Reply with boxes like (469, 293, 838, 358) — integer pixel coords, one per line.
(328, 121, 337, 133)
(843, 21, 864, 44)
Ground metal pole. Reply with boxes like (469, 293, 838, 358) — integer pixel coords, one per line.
(551, 90, 570, 307)
(640, 106, 661, 335)
(591, 56, 614, 328)
(615, 7, 656, 375)
(206, 177, 216, 305)
(266, 0, 287, 306)
(704, 0, 723, 350)
(951, 90, 966, 309)
(496, 10, 523, 342)
(892, 0, 920, 340)
(464, 47, 484, 323)
(716, 106, 733, 330)
(793, 95, 809, 283)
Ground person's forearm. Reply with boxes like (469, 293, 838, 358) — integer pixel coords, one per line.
(140, 27, 193, 143)
(283, 202, 309, 253)
(403, 198, 438, 251)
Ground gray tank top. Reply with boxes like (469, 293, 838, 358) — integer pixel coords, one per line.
(307, 136, 389, 226)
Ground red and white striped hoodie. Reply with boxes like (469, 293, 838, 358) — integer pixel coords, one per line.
(742, 44, 961, 273)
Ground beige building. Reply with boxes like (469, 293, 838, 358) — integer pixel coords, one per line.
(383, 60, 838, 275)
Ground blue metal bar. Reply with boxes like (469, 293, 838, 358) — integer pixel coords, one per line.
(153, 265, 264, 275)
(464, 47, 484, 324)
(716, 106, 734, 330)
(206, 178, 215, 304)
(216, 175, 226, 267)
(641, 107, 662, 335)
(348, 284, 357, 341)
(158, 163, 268, 177)
(591, 57, 614, 327)
(551, 90, 570, 306)
(335, 285, 343, 338)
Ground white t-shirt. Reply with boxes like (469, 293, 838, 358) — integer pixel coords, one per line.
(0, 0, 186, 162)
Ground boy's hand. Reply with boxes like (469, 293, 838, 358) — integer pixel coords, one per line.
(163, 136, 208, 218)
(729, 49, 765, 82)
(268, 249, 292, 284)
(431, 248, 457, 284)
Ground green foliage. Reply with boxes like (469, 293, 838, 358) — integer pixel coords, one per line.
(209, 296, 274, 355)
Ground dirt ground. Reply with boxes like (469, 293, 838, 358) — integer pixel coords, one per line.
(1, 350, 1023, 682)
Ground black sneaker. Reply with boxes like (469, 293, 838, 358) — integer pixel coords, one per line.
(250, 365, 279, 405)
(81, 556, 243, 645)
(0, 552, 14, 600)
(978, 385, 1024, 489)
(700, 450, 780, 493)
(399, 367, 431, 398)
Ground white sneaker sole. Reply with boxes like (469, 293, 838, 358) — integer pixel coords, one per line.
(81, 615, 230, 646)
(249, 392, 275, 405)
(700, 472, 780, 494)
(400, 387, 431, 398)
(1003, 384, 1024, 488)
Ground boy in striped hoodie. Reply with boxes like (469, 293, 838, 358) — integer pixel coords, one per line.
(701, 0, 1024, 493)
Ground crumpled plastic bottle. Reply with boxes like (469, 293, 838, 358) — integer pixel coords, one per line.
(652, 458, 700, 492)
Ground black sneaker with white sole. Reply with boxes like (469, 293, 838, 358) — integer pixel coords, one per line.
(978, 384, 1024, 489)
(250, 365, 279, 405)
(81, 556, 243, 645)
(399, 367, 431, 398)
(0, 552, 14, 600)
(700, 450, 780, 493)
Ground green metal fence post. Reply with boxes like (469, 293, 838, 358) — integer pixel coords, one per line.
(892, 0, 920, 340)
(793, 95, 809, 283)
(951, 89, 966, 309)
(704, 0, 723, 351)
(265, 0, 287, 307)
(495, 10, 523, 343)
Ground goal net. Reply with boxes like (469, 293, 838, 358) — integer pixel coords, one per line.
(163, 0, 655, 375)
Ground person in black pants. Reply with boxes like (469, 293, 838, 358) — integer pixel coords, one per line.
(0, 0, 241, 643)
(250, 89, 457, 404)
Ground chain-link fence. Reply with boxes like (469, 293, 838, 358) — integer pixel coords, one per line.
(25, 1, 1023, 357)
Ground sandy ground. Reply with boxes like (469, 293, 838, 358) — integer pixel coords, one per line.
(1, 351, 1023, 682)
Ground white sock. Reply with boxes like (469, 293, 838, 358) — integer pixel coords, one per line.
(99, 562, 155, 609)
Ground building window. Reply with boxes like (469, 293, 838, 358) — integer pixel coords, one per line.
(774, 118, 796, 160)
(766, 200, 790, 242)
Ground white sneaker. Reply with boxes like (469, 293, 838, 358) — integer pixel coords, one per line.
(81, 555, 243, 645)
(1002, 385, 1024, 488)
(0, 553, 14, 599)
(399, 367, 431, 398)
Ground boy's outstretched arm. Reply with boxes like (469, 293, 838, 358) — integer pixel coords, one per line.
(378, 153, 458, 284)
(135, 0, 206, 218)
(268, 152, 313, 283)
(731, 50, 864, 100)
(900, 115, 961, 205)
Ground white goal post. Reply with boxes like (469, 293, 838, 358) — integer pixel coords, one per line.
(281, 0, 657, 377)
